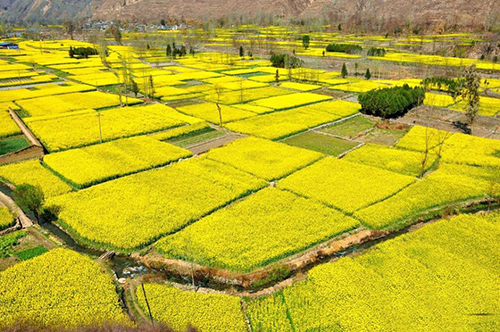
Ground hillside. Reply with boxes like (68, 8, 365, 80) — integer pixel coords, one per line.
(0, 0, 498, 31)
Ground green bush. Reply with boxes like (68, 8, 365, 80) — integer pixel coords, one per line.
(367, 47, 386, 57)
(270, 53, 304, 69)
(358, 85, 425, 118)
(16, 245, 48, 261)
(325, 43, 362, 54)
(69, 46, 98, 59)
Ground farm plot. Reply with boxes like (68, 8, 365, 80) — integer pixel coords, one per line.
(15, 91, 142, 118)
(0, 159, 72, 197)
(43, 136, 192, 188)
(424, 92, 457, 108)
(205, 137, 323, 181)
(47, 158, 266, 250)
(176, 102, 256, 124)
(0, 82, 94, 103)
(441, 133, 500, 168)
(450, 96, 500, 117)
(226, 107, 342, 140)
(343, 143, 438, 176)
(282, 132, 359, 156)
(354, 164, 494, 229)
(0, 206, 14, 230)
(155, 187, 358, 272)
(136, 284, 247, 332)
(202, 86, 292, 105)
(395, 125, 453, 152)
(251, 92, 332, 110)
(25, 104, 190, 152)
(0, 248, 130, 329)
(246, 212, 500, 332)
(278, 158, 415, 213)
(0, 103, 22, 138)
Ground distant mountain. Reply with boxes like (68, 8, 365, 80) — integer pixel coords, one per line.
(0, 0, 498, 31)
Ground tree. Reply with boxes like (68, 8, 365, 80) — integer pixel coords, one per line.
(160, 19, 166, 26)
(365, 68, 371, 80)
(239, 45, 244, 57)
(214, 84, 224, 128)
(108, 22, 122, 45)
(341, 63, 348, 78)
(461, 64, 480, 124)
(302, 35, 310, 49)
(13, 184, 44, 223)
(275, 69, 280, 83)
(63, 20, 75, 40)
(130, 78, 139, 97)
(148, 75, 155, 99)
(420, 128, 433, 178)
(166, 45, 172, 57)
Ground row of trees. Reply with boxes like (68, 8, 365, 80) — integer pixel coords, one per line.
(326, 43, 362, 54)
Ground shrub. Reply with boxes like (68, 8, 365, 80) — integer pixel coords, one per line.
(69, 47, 98, 59)
(367, 47, 386, 57)
(358, 84, 425, 118)
(326, 43, 362, 54)
(269, 53, 304, 69)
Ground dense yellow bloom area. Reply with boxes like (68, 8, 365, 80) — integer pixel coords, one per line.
(176, 102, 256, 124)
(47, 158, 266, 250)
(355, 163, 494, 229)
(68, 72, 124, 86)
(44, 136, 192, 188)
(251, 92, 332, 110)
(279, 81, 322, 92)
(26, 104, 188, 152)
(205, 137, 323, 181)
(343, 143, 437, 176)
(136, 284, 247, 332)
(149, 122, 210, 141)
(330, 80, 392, 93)
(226, 107, 342, 140)
(0, 160, 72, 197)
(0, 248, 130, 329)
(16, 91, 143, 118)
(0, 103, 21, 138)
(424, 92, 457, 108)
(441, 133, 500, 168)
(0, 206, 14, 230)
(450, 96, 500, 117)
(302, 100, 361, 117)
(246, 212, 500, 332)
(232, 103, 273, 114)
(0, 82, 94, 103)
(395, 125, 453, 152)
(202, 86, 292, 105)
(279, 158, 415, 213)
(155, 187, 358, 272)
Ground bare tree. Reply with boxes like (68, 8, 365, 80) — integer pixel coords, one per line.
(214, 84, 224, 129)
(461, 64, 480, 124)
(420, 127, 434, 178)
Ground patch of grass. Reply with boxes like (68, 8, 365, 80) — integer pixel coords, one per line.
(364, 127, 410, 146)
(0, 231, 27, 259)
(16, 245, 48, 261)
(282, 131, 359, 156)
(0, 136, 30, 155)
(168, 129, 226, 148)
(320, 116, 376, 138)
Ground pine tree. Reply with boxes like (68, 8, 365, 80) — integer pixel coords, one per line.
(365, 68, 371, 80)
(239, 45, 244, 57)
(341, 63, 348, 78)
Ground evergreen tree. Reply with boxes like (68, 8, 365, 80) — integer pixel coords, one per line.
(341, 63, 348, 78)
(365, 68, 371, 80)
(239, 45, 244, 57)
(302, 35, 310, 49)
(166, 45, 171, 57)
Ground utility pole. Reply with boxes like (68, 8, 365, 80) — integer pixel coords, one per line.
(141, 283, 154, 323)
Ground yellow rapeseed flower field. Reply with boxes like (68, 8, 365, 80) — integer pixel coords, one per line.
(47, 157, 266, 250)
(246, 212, 500, 331)
(0, 159, 72, 197)
(0, 206, 14, 230)
(0, 248, 130, 329)
(43, 136, 192, 188)
(26, 104, 189, 152)
(155, 187, 358, 272)
(278, 157, 416, 213)
(205, 137, 323, 181)
(136, 283, 247, 332)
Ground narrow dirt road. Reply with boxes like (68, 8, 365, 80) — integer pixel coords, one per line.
(0, 191, 33, 227)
